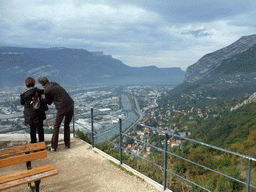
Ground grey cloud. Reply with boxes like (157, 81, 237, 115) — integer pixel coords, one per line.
(228, 21, 256, 27)
(89, 0, 254, 23)
(22, 19, 54, 31)
(28, 0, 256, 24)
(181, 29, 212, 38)
(1, 0, 256, 69)
(0, 19, 12, 31)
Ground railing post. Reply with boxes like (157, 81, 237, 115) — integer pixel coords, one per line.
(91, 107, 94, 148)
(246, 159, 252, 192)
(119, 118, 123, 164)
(164, 133, 168, 190)
(73, 116, 75, 137)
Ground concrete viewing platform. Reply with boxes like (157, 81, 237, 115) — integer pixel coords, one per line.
(0, 134, 169, 192)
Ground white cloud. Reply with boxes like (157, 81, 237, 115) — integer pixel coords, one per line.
(1, 0, 256, 70)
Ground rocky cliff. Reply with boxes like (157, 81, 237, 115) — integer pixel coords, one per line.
(170, 34, 256, 97)
(185, 34, 256, 83)
(230, 92, 256, 111)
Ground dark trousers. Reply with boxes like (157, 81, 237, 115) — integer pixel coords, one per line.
(52, 103, 74, 150)
(30, 121, 44, 143)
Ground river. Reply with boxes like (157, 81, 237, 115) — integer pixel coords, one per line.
(94, 94, 138, 143)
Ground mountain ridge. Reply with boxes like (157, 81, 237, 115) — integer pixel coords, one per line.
(170, 34, 256, 97)
(185, 34, 256, 83)
(0, 46, 185, 86)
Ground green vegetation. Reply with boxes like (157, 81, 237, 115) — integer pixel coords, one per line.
(158, 95, 256, 191)
(109, 160, 135, 177)
(76, 92, 256, 191)
(75, 129, 92, 144)
(190, 103, 256, 148)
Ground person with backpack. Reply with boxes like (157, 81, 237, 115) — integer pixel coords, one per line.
(38, 77, 74, 152)
(20, 77, 46, 143)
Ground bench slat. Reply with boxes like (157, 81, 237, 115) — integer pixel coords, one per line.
(0, 165, 58, 191)
(0, 151, 47, 168)
(0, 164, 56, 184)
(0, 142, 46, 158)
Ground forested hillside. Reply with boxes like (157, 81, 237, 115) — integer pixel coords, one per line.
(176, 101, 256, 191)
(147, 91, 256, 191)
(190, 102, 256, 149)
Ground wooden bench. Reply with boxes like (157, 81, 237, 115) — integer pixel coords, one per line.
(0, 142, 58, 192)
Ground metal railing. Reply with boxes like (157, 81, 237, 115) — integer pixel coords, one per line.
(84, 107, 256, 192)
(2, 105, 256, 191)
(0, 111, 76, 137)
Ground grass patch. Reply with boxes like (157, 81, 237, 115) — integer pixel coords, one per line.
(109, 160, 134, 177)
(76, 129, 92, 144)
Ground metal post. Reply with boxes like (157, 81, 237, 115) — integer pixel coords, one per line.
(119, 118, 123, 164)
(73, 117, 75, 137)
(91, 108, 94, 148)
(164, 133, 168, 190)
(246, 159, 252, 192)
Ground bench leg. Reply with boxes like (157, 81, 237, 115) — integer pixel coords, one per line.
(28, 182, 34, 192)
(35, 180, 41, 192)
(27, 180, 40, 192)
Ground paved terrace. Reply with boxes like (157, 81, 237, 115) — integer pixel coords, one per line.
(0, 134, 169, 192)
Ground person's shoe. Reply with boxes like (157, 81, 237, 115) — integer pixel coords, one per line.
(65, 146, 70, 149)
(47, 146, 56, 152)
(50, 147, 56, 152)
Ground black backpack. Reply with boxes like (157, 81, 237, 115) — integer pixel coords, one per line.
(32, 92, 48, 111)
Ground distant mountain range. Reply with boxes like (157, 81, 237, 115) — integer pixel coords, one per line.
(0, 46, 185, 87)
(171, 34, 256, 97)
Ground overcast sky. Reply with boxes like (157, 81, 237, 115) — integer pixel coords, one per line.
(1, 0, 256, 70)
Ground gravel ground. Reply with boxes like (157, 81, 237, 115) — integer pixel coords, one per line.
(0, 137, 166, 192)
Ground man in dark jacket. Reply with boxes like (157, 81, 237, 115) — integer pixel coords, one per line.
(38, 77, 74, 151)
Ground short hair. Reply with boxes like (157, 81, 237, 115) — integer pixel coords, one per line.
(38, 76, 49, 86)
(25, 77, 35, 88)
